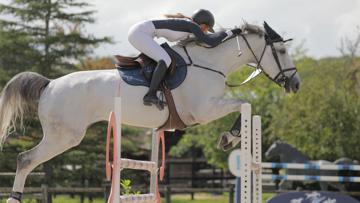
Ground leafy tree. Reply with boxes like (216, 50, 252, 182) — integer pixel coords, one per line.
(79, 57, 114, 70)
(0, 0, 111, 77)
(0, 1, 112, 197)
(270, 57, 360, 160)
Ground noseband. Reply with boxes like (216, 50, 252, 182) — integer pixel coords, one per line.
(240, 34, 297, 87)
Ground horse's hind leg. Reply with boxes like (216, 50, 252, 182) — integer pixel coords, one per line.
(7, 123, 87, 203)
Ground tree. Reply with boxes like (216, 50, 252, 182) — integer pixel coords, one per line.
(0, 24, 41, 86)
(269, 57, 360, 160)
(79, 57, 115, 70)
(0, 0, 111, 77)
(0, 1, 112, 200)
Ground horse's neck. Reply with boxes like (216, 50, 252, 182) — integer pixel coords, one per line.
(173, 35, 263, 76)
(280, 145, 309, 163)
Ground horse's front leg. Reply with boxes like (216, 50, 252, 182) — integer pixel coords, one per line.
(194, 98, 246, 151)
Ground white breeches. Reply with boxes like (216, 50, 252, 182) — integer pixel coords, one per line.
(128, 21, 172, 67)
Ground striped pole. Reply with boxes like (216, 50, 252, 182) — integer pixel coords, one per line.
(261, 162, 360, 171)
(237, 103, 360, 203)
(262, 174, 360, 182)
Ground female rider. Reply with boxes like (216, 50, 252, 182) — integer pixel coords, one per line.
(128, 9, 241, 109)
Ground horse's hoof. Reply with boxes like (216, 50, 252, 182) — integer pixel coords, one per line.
(223, 142, 234, 151)
(7, 198, 20, 203)
(217, 133, 229, 150)
(230, 129, 241, 137)
(217, 132, 241, 151)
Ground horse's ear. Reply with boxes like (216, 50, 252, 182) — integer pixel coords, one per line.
(263, 21, 283, 41)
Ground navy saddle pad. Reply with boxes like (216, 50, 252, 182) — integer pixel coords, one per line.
(267, 191, 360, 203)
(117, 43, 187, 90)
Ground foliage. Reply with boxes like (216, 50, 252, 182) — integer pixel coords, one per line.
(0, 0, 112, 189)
(79, 57, 115, 70)
(0, 0, 112, 77)
(270, 57, 360, 160)
(171, 54, 360, 169)
(120, 179, 141, 195)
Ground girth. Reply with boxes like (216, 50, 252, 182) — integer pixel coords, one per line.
(157, 83, 187, 131)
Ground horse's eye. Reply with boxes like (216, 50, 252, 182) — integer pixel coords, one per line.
(279, 49, 286, 54)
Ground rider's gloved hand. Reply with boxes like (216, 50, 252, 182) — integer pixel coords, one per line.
(231, 28, 242, 35)
(225, 28, 242, 38)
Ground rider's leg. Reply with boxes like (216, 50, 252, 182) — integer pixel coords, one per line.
(128, 26, 172, 108)
(143, 59, 167, 106)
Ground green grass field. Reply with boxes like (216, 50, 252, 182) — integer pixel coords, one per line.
(1, 193, 276, 203)
(52, 193, 275, 203)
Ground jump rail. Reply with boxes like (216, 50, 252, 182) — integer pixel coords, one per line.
(262, 174, 360, 182)
(261, 162, 360, 171)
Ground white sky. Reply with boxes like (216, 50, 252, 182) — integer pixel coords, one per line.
(1, 0, 359, 58)
(85, 0, 360, 58)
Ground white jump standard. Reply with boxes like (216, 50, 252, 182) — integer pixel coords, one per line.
(106, 97, 164, 203)
(228, 103, 262, 203)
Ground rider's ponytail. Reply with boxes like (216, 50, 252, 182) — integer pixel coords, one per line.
(164, 13, 192, 20)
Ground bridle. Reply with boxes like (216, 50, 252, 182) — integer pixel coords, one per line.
(239, 34, 297, 87)
(182, 32, 298, 88)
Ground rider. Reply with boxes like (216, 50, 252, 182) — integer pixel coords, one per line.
(128, 9, 242, 109)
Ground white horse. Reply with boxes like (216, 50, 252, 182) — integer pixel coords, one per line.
(0, 22, 300, 203)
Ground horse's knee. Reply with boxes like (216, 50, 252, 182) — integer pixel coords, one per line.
(56, 127, 86, 148)
(16, 152, 33, 173)
(45, 122, 86, 148)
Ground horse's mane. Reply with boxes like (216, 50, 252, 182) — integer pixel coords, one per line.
(241, 22, 265, 36)
(176, 22, 265, 47)
(278, 141, 310, 160)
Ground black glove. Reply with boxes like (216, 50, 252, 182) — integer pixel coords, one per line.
(231, 28, 242, 35)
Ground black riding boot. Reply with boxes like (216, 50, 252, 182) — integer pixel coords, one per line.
(143, 60, 167, 110)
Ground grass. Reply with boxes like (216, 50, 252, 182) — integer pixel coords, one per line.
(1, 193, 277, 203)
(52, 193, 276, 203)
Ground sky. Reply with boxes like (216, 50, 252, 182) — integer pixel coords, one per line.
(84, 0, 360, 58)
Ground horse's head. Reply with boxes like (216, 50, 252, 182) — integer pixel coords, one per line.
(177, 22, 301, 93)
(265, 140, 284, 159)
(239, 22, 301, 93)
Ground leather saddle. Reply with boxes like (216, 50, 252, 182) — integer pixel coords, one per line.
(115, 43, 187, 90)
(115, 43, 187, 130)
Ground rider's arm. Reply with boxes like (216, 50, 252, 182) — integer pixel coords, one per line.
(152, 19, 234, 47)
(186, 22, 233, 47)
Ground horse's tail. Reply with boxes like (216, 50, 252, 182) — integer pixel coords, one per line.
(0, 72, 50, 149)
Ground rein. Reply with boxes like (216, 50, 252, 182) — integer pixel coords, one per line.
(182, 46, 226, 78)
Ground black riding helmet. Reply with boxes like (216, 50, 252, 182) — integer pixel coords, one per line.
(191, 9, 215, 33)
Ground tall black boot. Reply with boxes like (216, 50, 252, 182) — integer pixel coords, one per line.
(143, 60, 167, 110)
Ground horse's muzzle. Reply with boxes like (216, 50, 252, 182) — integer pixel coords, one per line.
(285, 72, 301, 93)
